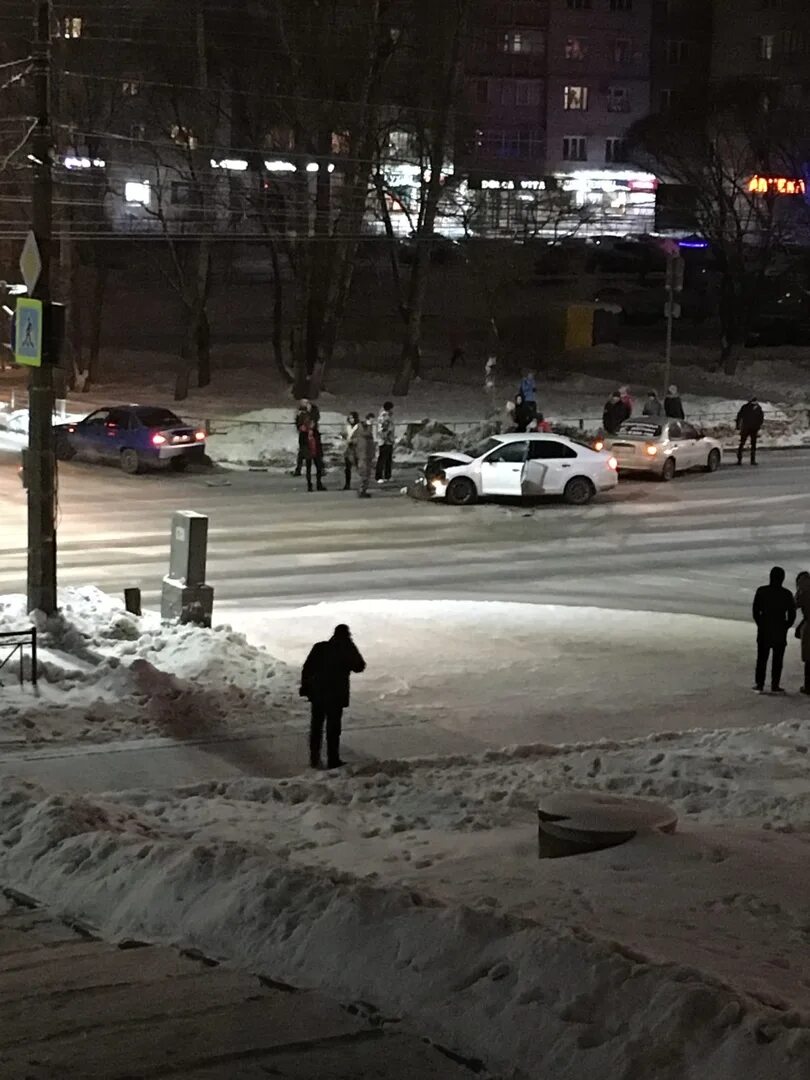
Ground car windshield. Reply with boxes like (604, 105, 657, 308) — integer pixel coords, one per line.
(133, 407, 183, 428)
(617, 422, 663, 440)
(465, 436, 504, 459)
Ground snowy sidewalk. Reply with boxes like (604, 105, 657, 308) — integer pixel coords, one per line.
(0, 892, 474, 1080)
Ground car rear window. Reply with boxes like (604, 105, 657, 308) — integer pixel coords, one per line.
(618, 422, 662, 439)
(133, 408, 183, 428)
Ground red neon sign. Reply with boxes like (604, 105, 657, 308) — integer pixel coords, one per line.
(748, 174, 806, 196)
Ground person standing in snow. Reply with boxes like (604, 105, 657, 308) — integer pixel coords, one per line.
(752, 566, 796, 694)
(618, 385, 634, 418)
(519, 369, 537, 422)
(642, 391, 663, 417)
(664, 385, 685, 419)
(357, 413, 376, 498)
(511, 393, 533, 433)
(343, 411, 360, 490)
(602, 391, 627, 435)
(375, 400, 395, 483)
(300, 624, 366, 770)
(292, 399, 320, 477)
(795, 571, 810, 694)
(301, 416, 326, 492)
(736, 398, 764, 466)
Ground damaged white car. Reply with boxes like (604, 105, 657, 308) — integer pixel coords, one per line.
(414, 433, 619, 506)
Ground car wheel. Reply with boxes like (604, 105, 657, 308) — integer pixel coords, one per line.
(169, 457, 189, 472)
(55, 437, 75, 461)
(660, 457, 676, 482)
(705, 448, 721, 473)
(445, 476, 477, 506)
(120, 449, 141, 475)
(564, 476, 595, 506)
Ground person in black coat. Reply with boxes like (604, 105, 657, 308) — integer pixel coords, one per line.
(512, 393, 534, 433)
(300, 624, 366, 768)
(602, 391, 629, 435)
(736, 398, 764, 466)
(664, 385, 685, 419)
(752, 566, 796, 693)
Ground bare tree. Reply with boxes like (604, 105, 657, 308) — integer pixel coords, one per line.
(627, 80, 809, 374)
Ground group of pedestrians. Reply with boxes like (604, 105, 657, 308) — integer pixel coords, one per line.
(293, 399, 396, 497)
(752, 567, 810, 695)
(602, 385, 685, 434)
(506, 369, 552, 433)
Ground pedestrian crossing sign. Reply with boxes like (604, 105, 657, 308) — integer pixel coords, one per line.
(14, 297, 43, 367)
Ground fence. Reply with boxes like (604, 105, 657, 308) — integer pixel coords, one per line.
(0, 629, 38, 687)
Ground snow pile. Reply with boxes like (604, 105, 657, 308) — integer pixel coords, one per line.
(0, 405, 87, 436)
(0, 762, 808, 1079)
(0, 587, 297, 744)
(206, 407, 347, 467)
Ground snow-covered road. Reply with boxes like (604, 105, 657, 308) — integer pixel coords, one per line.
(1, 447, 809, 621)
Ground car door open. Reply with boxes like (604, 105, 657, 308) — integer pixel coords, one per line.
(523, 440, 578, 495)
(480, 440, 528, 496)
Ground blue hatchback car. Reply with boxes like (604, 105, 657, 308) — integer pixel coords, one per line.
(55, 405, 207, 474)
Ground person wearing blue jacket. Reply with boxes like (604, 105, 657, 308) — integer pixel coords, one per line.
(519, 369, 537, 419)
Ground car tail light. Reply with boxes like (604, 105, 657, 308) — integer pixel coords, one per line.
(645, 444, 658, 456)
(152, 433, 167, 446)
(593, 439, 604, 452)
(67, 426, 74, 433)
(607, 456, 618, 471)
(195, 430, 206, 441)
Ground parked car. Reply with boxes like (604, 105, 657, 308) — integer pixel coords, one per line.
(414, 432, 619, 506)
(595, 419, 722, 481)
(55, 405, 206, 474)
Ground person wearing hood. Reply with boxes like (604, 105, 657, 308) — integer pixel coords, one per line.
(795, 571, 810, 694)
(736, 398, 764, 466)
(752, 566, 796, 693)
(642, 391, 663, 417)
(343, 411, 360, 490)
(512, 392, 534, 433)
(375, 401, 395, 483)
(664, 385, 685, 419)
(300, 624, 366, 769)
(603, 391, 628, 435)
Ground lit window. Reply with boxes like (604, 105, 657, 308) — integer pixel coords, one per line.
(121, 79, 140, 96)
(63, 16, 82, 39)
(757, 34, 775, 60)
(125, 181, 150, 206)
(607, 86, 631, 113)
(563, 136, 587, 161)
(502, 30, 545, 54)
(565, 37, 587, 61)
(564, 85, 589, 111)
(610, 0, 633, 10)
(666, 39, 688, 64)
(613, 38, 632, 64)
(605, 137, 628, 163)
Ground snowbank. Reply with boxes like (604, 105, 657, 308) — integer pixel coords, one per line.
(0, 587, 297, 744)
(206, 407, 347, 467)
(0, 765, 807, 1080)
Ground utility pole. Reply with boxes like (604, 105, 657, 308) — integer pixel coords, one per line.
(28, 0, 57, 614)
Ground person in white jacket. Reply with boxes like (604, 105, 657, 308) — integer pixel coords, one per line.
(343, 411, 360, 490)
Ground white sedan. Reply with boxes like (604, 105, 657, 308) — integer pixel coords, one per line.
(596, 419, 723, 481)
(417, 433, 619, 506)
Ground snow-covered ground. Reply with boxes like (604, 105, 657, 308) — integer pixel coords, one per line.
(1, 588, 809, 1077)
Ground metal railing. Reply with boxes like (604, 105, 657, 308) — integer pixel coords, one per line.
(0, 629, 38, 687)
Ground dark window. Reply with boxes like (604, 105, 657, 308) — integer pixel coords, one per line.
(613, 38, 632, 64)
(171, 181, 202, 206)
(132, 408, 182, 428)
(610, 0, 632, 9)
(82, 409, 111, 428)
(106, 409, 133, 429)
(566, 0, 592, 8)
(475, 79, 489, 104)
(666, 39, 688, 63)
(485, 441, 528, 464)
(680, 422, 700, 440)
(528, 440, 577, 460)
(563, 136, 587, 161)
(605, 137, 628, 163)
(668, 421, 683, 438)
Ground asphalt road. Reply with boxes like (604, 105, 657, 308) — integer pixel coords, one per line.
(1, 445, 808, 621)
